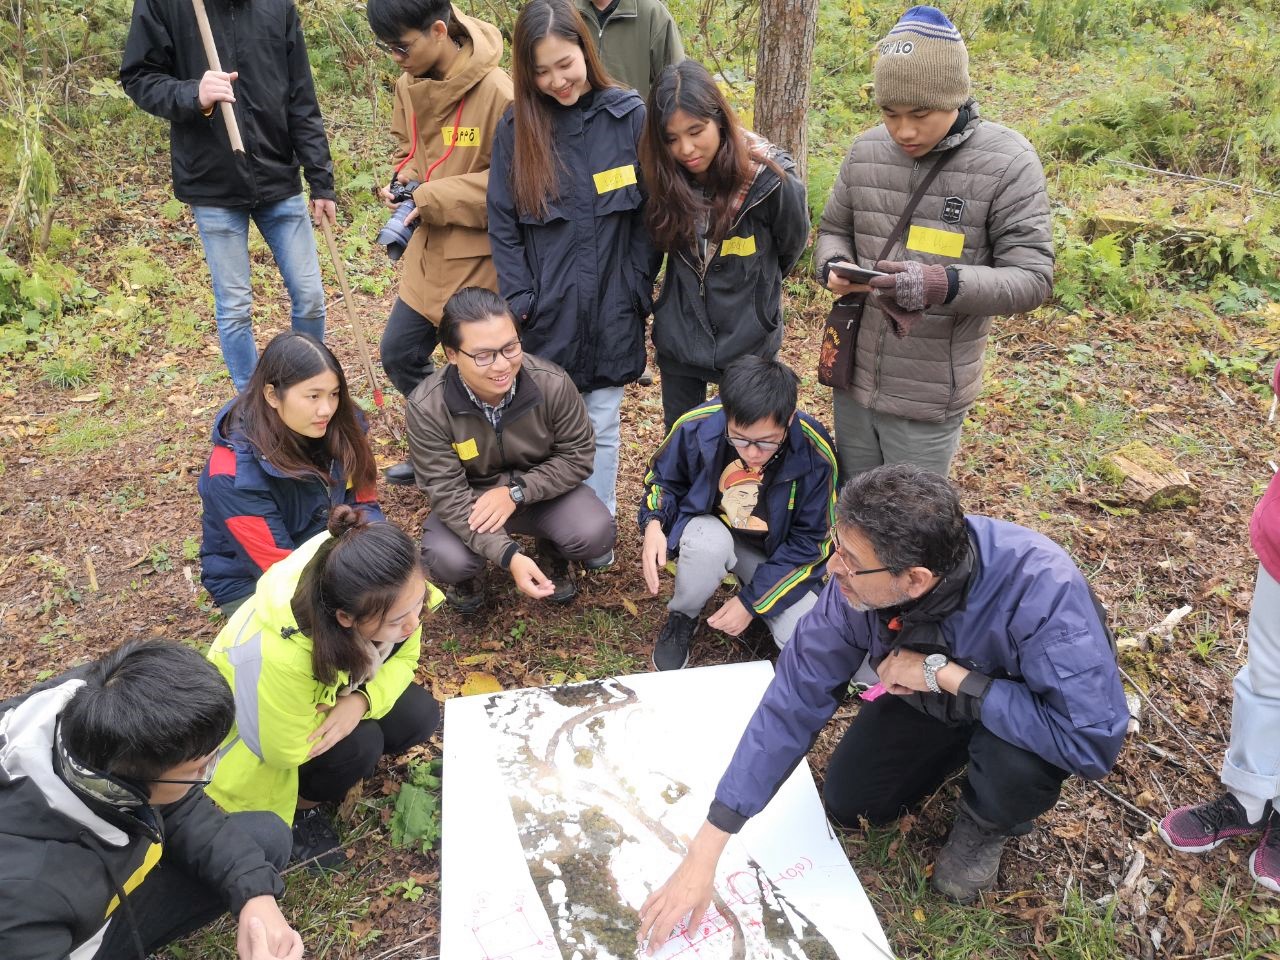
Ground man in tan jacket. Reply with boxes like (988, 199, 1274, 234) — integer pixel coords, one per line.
(367, 0, 513, 485)
(815, 6, 1053, 477)
(407, 288, 616, 614)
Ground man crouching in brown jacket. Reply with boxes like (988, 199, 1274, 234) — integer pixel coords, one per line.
(407, 287, 616, 614)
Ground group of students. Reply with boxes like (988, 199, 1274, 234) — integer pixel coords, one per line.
(3, 1, 1277, 959)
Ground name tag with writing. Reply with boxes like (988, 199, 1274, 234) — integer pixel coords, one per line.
(593, 164, 637, 194)
(452, 438, 479, 460)
(906, 225, 964, 258)
(720, 235, 757, 257)
(442, 126, 481, 147)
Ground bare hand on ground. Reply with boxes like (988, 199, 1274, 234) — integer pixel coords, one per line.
(641, 520, 667, 595)
(706, 596, 753, 637)
(237, 898, 304, 960)
(510, 552, 556, 599)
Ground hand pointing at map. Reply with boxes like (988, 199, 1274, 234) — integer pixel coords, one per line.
(637, 821, 731, 954)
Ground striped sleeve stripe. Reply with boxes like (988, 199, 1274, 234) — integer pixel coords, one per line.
(643, 404, 723, 512)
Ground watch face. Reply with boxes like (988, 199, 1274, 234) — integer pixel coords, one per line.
(924, 653, 948, 668)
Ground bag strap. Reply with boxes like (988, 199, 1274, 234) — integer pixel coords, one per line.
(875, 146, 960, 262)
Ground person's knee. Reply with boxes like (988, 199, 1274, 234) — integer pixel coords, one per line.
(677, 516, 733, 563)
(822, 780, 902, 829)
(383, 689, 441, 756)
(420, 523, 486, 584)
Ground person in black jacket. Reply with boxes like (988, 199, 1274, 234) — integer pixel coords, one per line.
(121, 0, 337, 392)
(0, 642, 302, 960)
(638, 60, 810, 430)
(486, 0, 657, 519)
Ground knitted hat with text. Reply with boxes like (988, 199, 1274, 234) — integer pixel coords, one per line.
(873, 7, 970, 111)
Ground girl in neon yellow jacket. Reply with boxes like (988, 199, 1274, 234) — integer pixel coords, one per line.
(206, 505, 444, 867)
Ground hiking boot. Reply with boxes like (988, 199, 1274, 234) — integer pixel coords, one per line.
(384, 461, 416, 486)
(638, 364, 655, 387)
(584, 549, 615, 571)
(445, 577, 485, 615)
(537, 544, 577, 604)
(931, 808, 1010, 903)
(291, 807, 346, 871)
(1250, 808, 1280, 893)
(1159, 793, 1266, 854)
(652, 611, 697, 671)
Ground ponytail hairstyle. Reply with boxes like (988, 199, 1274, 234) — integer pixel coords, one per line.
(230, 333, 377, 492)
(640, 60, 784, 252)
(509, 0, 619, 219)
(291, 506, 423, 685)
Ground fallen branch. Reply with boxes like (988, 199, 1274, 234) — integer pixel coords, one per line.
(1101, 158, 1280, 198)
(1092, 781, 1158, 828)
(1117, 604, 1193, 652)
(1118, 665, 1220, 777)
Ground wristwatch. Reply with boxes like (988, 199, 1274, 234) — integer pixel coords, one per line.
(922, 653, 949, 694)
(508, 480, 525, 504)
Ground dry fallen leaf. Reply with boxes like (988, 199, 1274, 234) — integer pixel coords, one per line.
(459, 671, 503, 696)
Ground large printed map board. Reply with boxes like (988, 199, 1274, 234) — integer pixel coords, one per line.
(441, 660, 892, 960)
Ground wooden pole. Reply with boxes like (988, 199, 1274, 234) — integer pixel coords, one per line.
(190, 0, 245, 155)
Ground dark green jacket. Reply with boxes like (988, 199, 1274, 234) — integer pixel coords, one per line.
(573, 0, 683, 100)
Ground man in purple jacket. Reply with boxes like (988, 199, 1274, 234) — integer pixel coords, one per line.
(638, 465, 1128, 943)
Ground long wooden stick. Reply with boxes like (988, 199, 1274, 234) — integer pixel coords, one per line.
(190, 0, 245, 155)
(1102, 158, 1280, 198)
(319, 219, 400, 438)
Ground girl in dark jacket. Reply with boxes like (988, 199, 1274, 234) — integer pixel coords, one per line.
(198, 333, 383, 614)
(487, 0, 656, 518)
(639, 60, 811, 430)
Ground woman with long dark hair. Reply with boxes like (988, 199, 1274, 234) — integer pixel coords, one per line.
(486, 0, 656, 518)
(638, 60, 810, 430)
(198, 332, 382, 615)
(206, 505, 442, 868)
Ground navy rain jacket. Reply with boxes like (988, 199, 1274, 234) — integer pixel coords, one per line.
(639, 401, 837, 618)
(197, 401, 383, 607)
(487, 87, 657, 392)
(708, 515, 1129, 832)
(652, 141, 810, 382)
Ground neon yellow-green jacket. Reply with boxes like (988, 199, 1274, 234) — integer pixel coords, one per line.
(205, 531, 442, 824)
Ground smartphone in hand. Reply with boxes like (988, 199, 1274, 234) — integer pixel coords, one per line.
(828, 261, 889, 283)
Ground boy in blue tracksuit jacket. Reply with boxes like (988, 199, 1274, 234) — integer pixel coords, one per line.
(636, 466, 1127, 937)
(638, 357, 837, 670)
(198, 401, 384, 610)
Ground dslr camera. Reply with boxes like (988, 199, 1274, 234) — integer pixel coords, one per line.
(376, 178, 421, 262)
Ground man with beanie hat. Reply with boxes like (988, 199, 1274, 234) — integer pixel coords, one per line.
(814, 6, 1053, 478)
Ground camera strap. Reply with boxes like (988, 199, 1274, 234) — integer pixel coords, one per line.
(394, 99, 468, 188)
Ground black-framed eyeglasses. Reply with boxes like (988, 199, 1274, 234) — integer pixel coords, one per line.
(374, 33, 424, 57)
(829, 531, 891, 576)
(725, 431, 786, 454)
(150, 751, 220, 787)
(457, 337, 522, 368)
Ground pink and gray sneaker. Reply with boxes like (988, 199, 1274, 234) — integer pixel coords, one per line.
(1250, 809, 1280, 893)
(1158, 793, 1267, 853)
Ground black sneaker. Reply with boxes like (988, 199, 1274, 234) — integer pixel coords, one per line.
(638, 365, 655, 387)
(445, 577, 485, 615)
(537, 545, 577, 604)
(384, 460, 416, 486)
(291, 807, 346, 871)
(653, 611, 697, 671)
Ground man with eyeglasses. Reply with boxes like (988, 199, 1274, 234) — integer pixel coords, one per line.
(636, 465, 1127, 941)
(367, 0, 514, 488)
(0, 641, 303, 959)
(407, 287, 616, 613)
(639, 356, 837, 670)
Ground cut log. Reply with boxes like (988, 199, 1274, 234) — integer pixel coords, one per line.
(1099, 441, 1200, 512)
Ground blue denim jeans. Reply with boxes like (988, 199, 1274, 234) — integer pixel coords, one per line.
(191, 194, 326, 391)
(581, 386, 623, 517)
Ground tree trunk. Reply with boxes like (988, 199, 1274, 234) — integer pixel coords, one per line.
(753, 0, 818, 182)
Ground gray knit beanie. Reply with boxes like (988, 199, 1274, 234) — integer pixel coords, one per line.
(873, 6, 970, 111)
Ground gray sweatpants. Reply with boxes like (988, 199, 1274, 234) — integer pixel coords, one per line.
(832, 389, 966, 478)
(669, 515, 819, 648)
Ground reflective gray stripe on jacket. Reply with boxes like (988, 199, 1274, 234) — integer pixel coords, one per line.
(814, 100, 1053, 422)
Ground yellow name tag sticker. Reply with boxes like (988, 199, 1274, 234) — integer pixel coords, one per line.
(906, 225, 965, 258)
(593, 164, 638, 194)
(720, 235, 757, 257)
(442, 126, 481, 147)
(452, 438, 479, 460)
